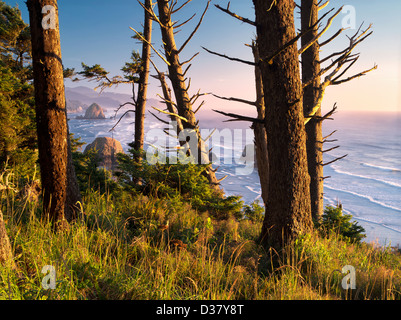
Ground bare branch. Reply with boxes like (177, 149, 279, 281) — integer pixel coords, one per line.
(323, 130, 337, 140)
(173, 13, 196, 29)
(214, 3, 256, 26)
(130, 26, 170, 66)
(323, 145, 340, 153)
(318, 0, 330, 11)
(109, 110, 135, 132)
(212, 93, 256, 106)
(331, 64, 378, 85)
(171, 0, 192, 14)
(213, 109, 264, 123)
(152, 106, 189, 123)
(322, 154, 348, 166)
(177, 0, 211, 54)
(298, 6, 343, 55)
(319, 27, 346, 47)
(179, 52, 199, 66)
(202, 46, 255, 66)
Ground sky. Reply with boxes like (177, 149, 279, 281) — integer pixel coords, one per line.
(6, 0, 401, 116)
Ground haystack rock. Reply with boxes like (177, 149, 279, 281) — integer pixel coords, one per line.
(84, 137, 124, 171)
(83, 103, 105, 119)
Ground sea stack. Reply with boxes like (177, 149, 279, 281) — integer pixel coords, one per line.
(83, 103, 105, 119)
(84, 137, 124, 171)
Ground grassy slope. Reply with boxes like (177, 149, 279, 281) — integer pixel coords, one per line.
(1, 187, 401, 300)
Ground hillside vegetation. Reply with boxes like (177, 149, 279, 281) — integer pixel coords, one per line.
(1, 151, 401, 300)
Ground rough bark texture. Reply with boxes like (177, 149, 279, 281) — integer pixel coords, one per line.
(27, 0, 69, 226)
(252, 43, 269, 206)
(156, 0, 222, 192)
(133, 0, 153, 158)
(301, 0, 324, 221)
(0, 208, 14, 268)
(253, 0, 313, 247)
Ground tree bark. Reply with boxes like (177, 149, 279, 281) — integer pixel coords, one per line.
(251, 43, 269, 206)
(156, 0, 222, 192)
(133, 0, 153, 159)
(27, 0, 69, 227)
(253, 0, 313, 246)
(301, 0, 324, 222)
(0, 209, 14, 268)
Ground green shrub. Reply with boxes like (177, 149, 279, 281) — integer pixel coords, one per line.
(243, 200, 264, 223)
(115, 144, 243, 220)
(316, 205, 366, 243)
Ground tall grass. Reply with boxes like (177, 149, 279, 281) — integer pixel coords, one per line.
(1, 181, 401, 300)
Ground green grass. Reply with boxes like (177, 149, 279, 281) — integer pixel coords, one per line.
(1, 185, 401, 300)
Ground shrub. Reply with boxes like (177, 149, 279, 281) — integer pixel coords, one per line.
(316, 205, 366, 243)
(115, 144, 243, 220)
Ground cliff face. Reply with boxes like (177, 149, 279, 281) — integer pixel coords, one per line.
(84, 137, 124, 171)
(83, 103, 105, 119)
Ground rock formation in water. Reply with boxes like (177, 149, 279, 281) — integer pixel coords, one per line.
(84, 137, 124, 171)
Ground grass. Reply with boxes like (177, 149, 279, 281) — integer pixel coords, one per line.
(1, 183, 401, 300)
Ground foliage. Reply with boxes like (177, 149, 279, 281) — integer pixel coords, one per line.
(316, 205, 366, 243)
(70, 135, 119, 195)
(115, 143, 243, 220)
(243, 200, 264, 223)
(0, 2, 37, 181)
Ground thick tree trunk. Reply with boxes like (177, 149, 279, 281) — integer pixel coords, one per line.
(133, 0, 153, 159)
(156, 0, 222, 192)
(0, 209, 14, 268)
(27, 0, 69, 226)
(253, 0, 313, 246)
(301, 0, 324, 222)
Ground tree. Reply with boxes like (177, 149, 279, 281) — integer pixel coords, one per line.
(132, 0, 153, 162)
(137, 0, 223, 192)
(253, 0, 313, 246)
(77, 0, 153, 167)
(27, 0, 81, 226)
(301, 0, 323, 221)
(297, 1, 377, 221)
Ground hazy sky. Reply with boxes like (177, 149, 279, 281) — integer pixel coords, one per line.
(6, 0, 401, 115)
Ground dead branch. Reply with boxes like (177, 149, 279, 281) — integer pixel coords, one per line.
(212, 93, 256, 106)
(201, 46, 255, 66)
(322, 145, 340, 153)
(177, 0, 211, 54)
(298, 6, 343, 56)
(179, 52, 199, 66)
(109, 110, 135, 132)
(130, 26, 170, 66)
(213, 109, 264, 123)
(214, 3, 256, 26)
(322, 154, 348, 166)
(323, 130, 337, 140)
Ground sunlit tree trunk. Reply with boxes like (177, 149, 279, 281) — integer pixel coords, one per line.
(27, 0, 80, 226)
(253, 0, 313, 246)
(133, 0, 153, 161)
(301, 0, 324, 222)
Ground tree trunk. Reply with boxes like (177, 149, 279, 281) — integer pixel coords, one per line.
(251, 42, 269, 207)
(156, 0, 222, 192)
(0, 209, 14, 268)
(133, 0, 153, 159)
(27, 0, 69, 227)
(253, 0, 313, 247)
(301, 0, 324, 222)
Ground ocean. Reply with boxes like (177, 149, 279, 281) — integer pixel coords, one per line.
(68, 110, 401, 247)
